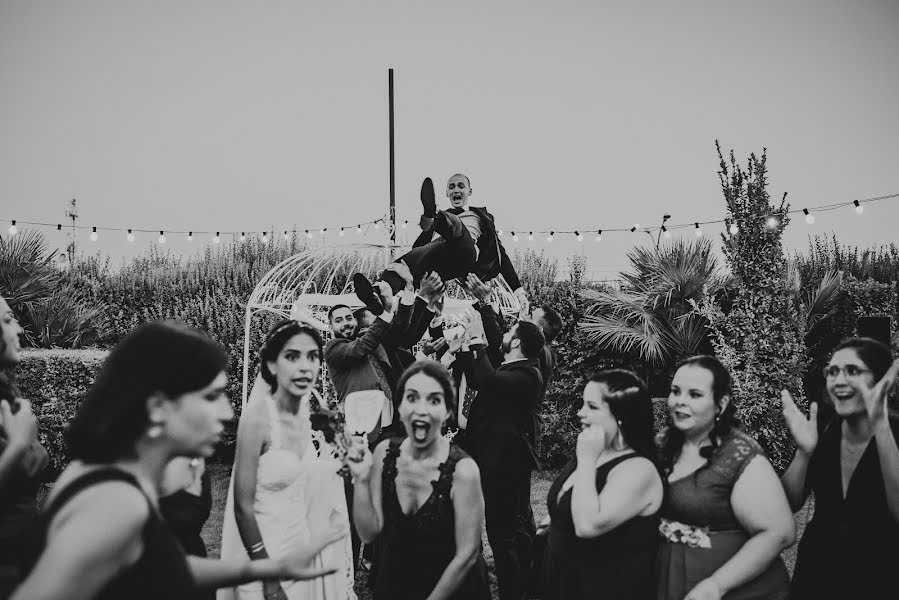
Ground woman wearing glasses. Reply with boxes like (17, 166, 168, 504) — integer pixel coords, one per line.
(781, 337, 899, 600)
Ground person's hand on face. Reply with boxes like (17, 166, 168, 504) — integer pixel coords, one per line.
(575, 424, 607, 465)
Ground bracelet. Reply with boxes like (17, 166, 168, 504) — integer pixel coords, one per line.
(247, 541, 266, 555)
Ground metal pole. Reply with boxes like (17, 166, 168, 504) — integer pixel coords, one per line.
(388, 68, 396, 257)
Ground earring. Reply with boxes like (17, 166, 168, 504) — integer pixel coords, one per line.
(147, 424, 164, 439)
(612, 420, 627, 451)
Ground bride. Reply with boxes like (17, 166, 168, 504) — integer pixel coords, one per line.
(219, 320, 356, 600)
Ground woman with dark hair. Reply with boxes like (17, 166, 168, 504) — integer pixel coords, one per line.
(13, 321, 339, 600)
(219, 320, 355, 600)
(0, 295, 49, 597)
(781, 337, 899, 599)
(655, 356, 794, 600)
(347, 360, 491, 600)
(539, 369, 664, 600)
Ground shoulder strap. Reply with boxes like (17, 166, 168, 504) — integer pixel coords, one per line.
(382, 437, 402, 481)
(45, 467, 145, 522)
(600, 451, 640, 473)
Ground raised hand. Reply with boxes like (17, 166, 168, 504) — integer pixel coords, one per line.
(421, 337, 447, 357)
(383, 262, 414, 291)
(514, 288, 530, 319)
(374, 281, 395, 312)
(862, 358, 899, 426)
(465, 273, 494, 304)
(780, 390, 818, 456)
(575, 424, 607, 465)
(419, 272, 444, 304)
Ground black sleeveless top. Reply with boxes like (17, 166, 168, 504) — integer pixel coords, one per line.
(542, 452, 660, 600)
(373, 438, 491, 600)
(40, 467, 197, 600)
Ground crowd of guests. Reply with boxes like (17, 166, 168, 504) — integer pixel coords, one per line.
(1, 174, 898, 600)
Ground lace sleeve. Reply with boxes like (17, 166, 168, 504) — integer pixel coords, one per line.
(710, 428, 765, 482)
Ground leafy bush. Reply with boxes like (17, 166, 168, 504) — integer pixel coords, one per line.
(698, 145, 809, 472)
(15, 349, 107, 475)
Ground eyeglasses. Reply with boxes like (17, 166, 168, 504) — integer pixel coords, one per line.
(822, 364, 872, 379)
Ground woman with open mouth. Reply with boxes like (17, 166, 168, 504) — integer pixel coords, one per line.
(347, 360, 490, 600)
(219, 319, 355, 600)
(781, 337, 899, 600)
(655, 355, 794, 600)
(14, 321, 338, 600)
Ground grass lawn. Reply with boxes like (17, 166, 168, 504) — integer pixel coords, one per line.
(201, 465, 811, 598)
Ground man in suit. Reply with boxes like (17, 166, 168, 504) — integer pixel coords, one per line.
(465, 319, 545, 600)
(352, 174, 529, 317)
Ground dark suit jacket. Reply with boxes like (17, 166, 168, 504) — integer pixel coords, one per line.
(413, 206, 521, 290)
(464, 354, 543, 474)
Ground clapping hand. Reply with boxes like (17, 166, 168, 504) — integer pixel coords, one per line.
(419, 272, 445, 305)
(862, 358, 899, 427)
(780, 390, 818, 456)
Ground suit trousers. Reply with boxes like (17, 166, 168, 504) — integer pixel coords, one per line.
(482, 468, 534, 600)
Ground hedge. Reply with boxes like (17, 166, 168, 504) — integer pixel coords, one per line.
(16, 349, 108, 475)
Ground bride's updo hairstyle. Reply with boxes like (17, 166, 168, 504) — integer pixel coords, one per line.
(259, 319, 324, 394)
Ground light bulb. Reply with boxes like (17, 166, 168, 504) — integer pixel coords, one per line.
(663, 230, 672, 239)
(695, 227, 703, 237)
(187, 232, 194, 242)
(528, 232, 534, 242)
(512, 233, 519, 242)
(319, 228, 326, 236)
(356, 226, 362, 235)
(8, 221, 17, 236)
(261, 234, 268, 244)
(158, 231, 167, 244)
(497, 230, 503, 237)
(213, 233, 221, 244)
(595, 230, 603, 243)
(803, 209, 815, 224)
(576, 233, 583, 242)
(283, 231, 289, 240)
(374, 222, 381, 230)
(729, 223, 739, 235)
(127, 230, 135, 242)
(401, 221, 407, 229)
(339, 228, 345, 237)
(854, 200, 864, 215)
(305, 230, 312, 239)
(239, 233, 246, 242)
(90, 230, 98, 242)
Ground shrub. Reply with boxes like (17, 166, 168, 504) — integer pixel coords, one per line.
(698, 145, 809, 472)
(15, 349, 107, 475)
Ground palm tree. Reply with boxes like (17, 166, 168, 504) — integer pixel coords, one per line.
(579, 238, 728, 366)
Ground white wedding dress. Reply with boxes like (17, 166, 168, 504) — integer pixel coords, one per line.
(218, 378, 356, 600)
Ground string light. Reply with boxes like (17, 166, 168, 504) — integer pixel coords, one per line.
(305, 229, 312, 239)
(374, 221, 381, 230)
(512, 231, 519, 242)
(89, 226, 98, 242)
(694, 223, 703, 237)
(260, 233, 268, 244)
(528, 231, 534, 242)
(337, 227, 344, 237)
(766, 216, 779, 229)
(630, 224, 639, 233)
(595, 230, 603, 243)
(127, 229, 135, 242)
(575, 231, 583, 242)
(239, 232, 246, 242)
(729, 223, 739, 235)
(187, 231, 194, 242)
(854, 200, 863, 215)
(546, 231, 554, 243)
(401, 220, 408, 229)
(356, 225, 362, 235)
(7, 220, 17, 236)
(283, 231, 289, 240)
(158, 231, 167, 244)
(57, 224, 62, 231)
(319, 228, 326, 236)
(662, 226, 671, 239)
(213, 232, 221, 244)
(803, 209, 814, 224)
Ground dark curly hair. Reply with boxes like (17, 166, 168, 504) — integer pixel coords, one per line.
(658, 355, 740, 476)
(830, 337, 893, 382)
(259, 320, 324, 394)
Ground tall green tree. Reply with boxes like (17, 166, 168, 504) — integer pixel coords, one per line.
(697, 143, 808, 470)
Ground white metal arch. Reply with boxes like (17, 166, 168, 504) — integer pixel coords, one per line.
(242, 243, 521, 405)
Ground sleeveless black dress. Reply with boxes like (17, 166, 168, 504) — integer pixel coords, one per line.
(791, 417, 899, 599)
(40, 467, 197, 600)
(373, 438, 491, 600)
(160, 470, 213, 600)
(542, 452, 660, 600)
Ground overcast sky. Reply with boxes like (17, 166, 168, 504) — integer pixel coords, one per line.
(2, 0, 897, 280)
